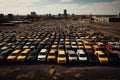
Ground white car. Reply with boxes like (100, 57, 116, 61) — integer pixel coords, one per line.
(37, 49, 48, 61)
(71, 42, 77, 48)
(76, 49, 88, 62)
(68, 50, 78, 62)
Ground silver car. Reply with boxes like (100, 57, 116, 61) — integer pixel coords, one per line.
(68, 50, 78, 62)
(37, 49, 48, 61)
(76, 49, 88, 62)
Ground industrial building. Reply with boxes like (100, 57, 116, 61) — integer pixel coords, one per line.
(93, 13, 120, 22)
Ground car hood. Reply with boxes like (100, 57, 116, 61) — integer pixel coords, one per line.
(58, 57, 66, 61)
(99, 57, 109, 62)
(7, 56, 16, 59)
(69, 57, 77, 60)
(79, 57, 87, 60)
(38, 55, 46, 58)
(113, 51, 120, 54)
(48, 56, 55, 59)
(17, 56, 26, 59)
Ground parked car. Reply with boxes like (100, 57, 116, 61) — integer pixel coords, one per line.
(7, 49, 21, 62)
(94, 50, 109, 64)
(37, 49, 48, 61)
(17, 49, 31, 62)
(84, 45, 92, 50)
(104, 50, 120, 64)
(0, 49, 13, 62)
(27, 49, 38, 62)
(71, 41, 77, 49)
(47, 49, 56, 62)
(57, 50, 67, 64)
(76, 49, 88, 62)
(86, 49, 98, 63)
(68, 50, 78, 62)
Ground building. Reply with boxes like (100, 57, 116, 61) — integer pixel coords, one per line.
(118, 13, 120, 18)
(64, 9, 67, 17)
(31, 12, 36, 16)
(93, 14, 120, 22)
(0, 14, 4, 18)
(8, 14, 14, 20)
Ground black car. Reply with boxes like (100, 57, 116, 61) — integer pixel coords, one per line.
(0, 49, 14, 62)
(27, 49, 38, 62)
(88, 53, 99, 64)
(37, 42, 46, 50)
(59, 44, 65, 50)
(15, 44, 24, 49)
(86, 49, 99, 64)
(104, 50, 120, 64)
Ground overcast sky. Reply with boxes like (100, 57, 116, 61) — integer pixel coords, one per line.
(0, 0, 120, 15)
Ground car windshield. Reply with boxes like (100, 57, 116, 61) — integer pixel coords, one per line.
(40, 52, 46, 55)
(59, 54, 66, 57)
(80, 54, 86, 57)
(49, 53, 55, 56)
(29, 53, 36, 56)
(0, 53, 7, 56)
(99, 55, 106, 58)
(109, 54, 118, 57)
(70, 54, 77, 57)
(112, 48, 120, 51)
(10, 53, 17, 56)
(89, 54, 95, 57)
(20, 53, 26, 56)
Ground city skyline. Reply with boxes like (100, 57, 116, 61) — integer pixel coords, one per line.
(0, 0, 120, 15)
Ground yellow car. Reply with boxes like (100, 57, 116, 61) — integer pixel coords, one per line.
(97, 42, 103, 46)
(57, 50, 67, 64)
(17, 49, 31, 62)
(78, 45, 84, 49)
(0, 42, 7, 47)
(98, 35, 104, 39)
(83, 40, 89, 44)
(94, 50, 109, 64)
(84, 45, 92, 49)
(65, 38, 70, 41)
(92, 45, 100, 50)
(65, 41, 70, 45)
(77, 42, 83, 45)
(7, 49, 21, 62)
(51, 45, 58, 49)
(54, 42, 58, 45)
(47, 49, 56, 62)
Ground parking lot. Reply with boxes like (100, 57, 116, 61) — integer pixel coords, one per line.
(0, 19, 120, 80)
(0, 20, 120, 64)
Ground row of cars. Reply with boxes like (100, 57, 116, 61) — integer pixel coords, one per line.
(0, 20, 120, 65)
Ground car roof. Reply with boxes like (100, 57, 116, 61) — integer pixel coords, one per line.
(49, 49, 55, 53)
(95, 50, 104, 54)
(12, 50, 21, 54)
(68, 50, 75, 54)
(40, 49, 47, 52)
(58, 50, 65, 54)
(77, 49, 85, 54)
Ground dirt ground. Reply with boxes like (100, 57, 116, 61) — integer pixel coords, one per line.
(80, 22, 120, 39)
(0, 63, 120, 80)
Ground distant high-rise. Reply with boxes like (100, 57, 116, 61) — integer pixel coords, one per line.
(31, 12, 36, 16)
(0, 14, 4, 18)
(118, 13, 120, 18)
(90, 14, 92, 20)
(8, 14, 14, 20)
(64, 9, 67, 16)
